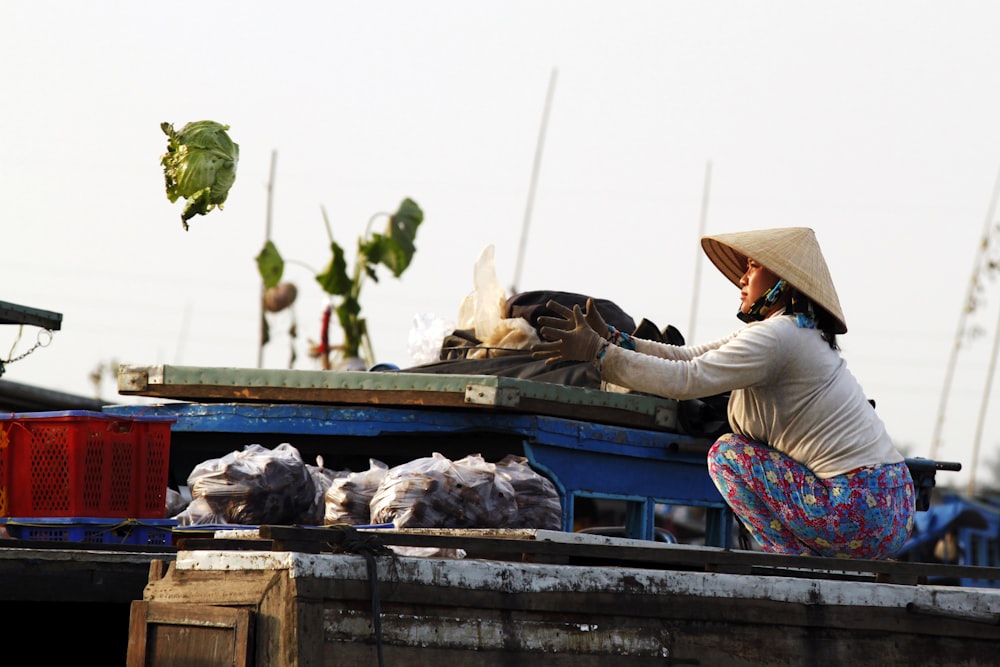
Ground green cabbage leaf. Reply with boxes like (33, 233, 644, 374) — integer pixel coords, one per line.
(160, 120, 239, 230)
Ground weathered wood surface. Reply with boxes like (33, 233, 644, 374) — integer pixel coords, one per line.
(115, 364, 682, 432)
(128, 600, 254, 667)
(133, 529, 1000, 667)
(173, 525, 1000, 588)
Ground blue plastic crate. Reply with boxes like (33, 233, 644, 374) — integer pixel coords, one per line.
(0, 517, 177, 545)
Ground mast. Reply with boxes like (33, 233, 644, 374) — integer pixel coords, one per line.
(258, 150, 277, 368)
(687, 161, 712, 342)
(968, 300, 1000, 496)
(511, 68, 558, 294)
(929, 165, 1000, 460)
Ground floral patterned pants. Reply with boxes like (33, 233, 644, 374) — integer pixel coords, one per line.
(707, 433, 915, 558)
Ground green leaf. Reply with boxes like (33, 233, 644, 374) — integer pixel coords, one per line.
(315, 240, 352, 296)
(358, 234, 383, 260)
(358, 235, 386, 283)
(255, 241, 284, 289)
(380, 198, 423, 277)
(335, 297, 363, 358)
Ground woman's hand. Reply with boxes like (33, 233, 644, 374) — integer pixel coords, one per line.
(541, 298, 611, 338)
(531, 299, 606, 364)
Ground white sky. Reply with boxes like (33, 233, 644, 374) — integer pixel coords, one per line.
(3, 1, 1000, 490)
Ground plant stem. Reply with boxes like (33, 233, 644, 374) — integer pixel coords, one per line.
(284, 258, 320, 275)
(321, 205, 335, 245)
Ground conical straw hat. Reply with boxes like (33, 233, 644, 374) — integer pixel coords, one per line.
(700, 227, 847, 334)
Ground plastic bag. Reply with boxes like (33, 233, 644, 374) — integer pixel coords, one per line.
(300, 458, 351, 525)
(455, 244, 544, 359)
(495, 454, 562, 529)
(324, 458, 390, 525)
(174, 496, 225, 525)
(165, 487, 190, 519)
(389, 545, 467, 559)
(370, 452, 518, 529)
(450, 453, 518, 527)
(457, 246, 507, 336)
(475, 317, 540, 357)
(369, 453, 454, 528)
(408, 313, 457, 365)
(176, 443, 316, 526)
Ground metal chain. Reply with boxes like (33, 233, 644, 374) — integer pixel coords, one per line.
(1, 328, 54, 377)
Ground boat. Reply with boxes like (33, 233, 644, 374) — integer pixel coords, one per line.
(103, 363, 1000, 666)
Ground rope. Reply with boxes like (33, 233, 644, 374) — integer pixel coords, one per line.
(323, 524, 396, 667)
(440, 344, 528, 353)
(365, 549, 385, 667)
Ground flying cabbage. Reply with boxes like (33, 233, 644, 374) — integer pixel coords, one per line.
(160, 120, 239, 230)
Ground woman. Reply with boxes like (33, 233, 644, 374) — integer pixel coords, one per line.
(532, 227, 914, 559)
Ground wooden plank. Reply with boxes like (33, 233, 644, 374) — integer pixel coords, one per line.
(116, 364, 680, 432)
(143, 564, 285, 606)
(255, 525, 1000, 586)
(127, 600, 254, 667)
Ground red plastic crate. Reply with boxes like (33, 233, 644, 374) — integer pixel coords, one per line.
(0, 411, 174, 518)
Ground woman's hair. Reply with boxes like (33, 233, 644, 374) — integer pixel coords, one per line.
(817, 316, 840, 351)
(788, 288, 840, 351)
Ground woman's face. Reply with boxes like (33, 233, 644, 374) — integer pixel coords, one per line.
(738, 258, 780, 314)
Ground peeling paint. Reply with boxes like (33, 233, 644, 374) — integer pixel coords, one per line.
(324, 608, 667, 655)
(173, 548, 1000, 617)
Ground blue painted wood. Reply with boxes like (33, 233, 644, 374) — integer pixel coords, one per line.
(523, 439, 731, 546)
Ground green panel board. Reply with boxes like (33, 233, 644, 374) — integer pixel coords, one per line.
(117, 364, 680, 432)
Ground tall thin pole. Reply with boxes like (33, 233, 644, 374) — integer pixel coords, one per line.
(258, 150, 277, 368)
(511, 68, 558, 295)
(930, 165, 1000, 459)
(687, 161, 712, 342)
(967, 300, 1000, 497)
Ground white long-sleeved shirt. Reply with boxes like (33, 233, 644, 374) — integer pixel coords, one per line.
(598, 314, 904, 478)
